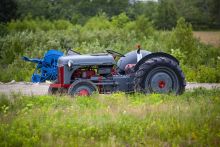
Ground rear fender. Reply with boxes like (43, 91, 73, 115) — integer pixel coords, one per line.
(134, 52, 179, 71)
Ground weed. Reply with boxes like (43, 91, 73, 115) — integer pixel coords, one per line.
(0, 89, 219, 146)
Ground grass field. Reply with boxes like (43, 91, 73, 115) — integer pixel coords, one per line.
(0, 89, 220, 146)
(193, 31, 220, 47)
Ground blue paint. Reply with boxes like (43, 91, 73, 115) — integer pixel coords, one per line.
(22, 49, 63, 83)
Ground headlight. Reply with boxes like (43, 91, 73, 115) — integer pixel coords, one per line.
(68, 60, 72, 68)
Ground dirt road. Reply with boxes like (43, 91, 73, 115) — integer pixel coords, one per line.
(0, 82, 220, 96)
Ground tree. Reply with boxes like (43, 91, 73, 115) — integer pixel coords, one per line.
(171, 0, 217, 29)
(0, 0, 17, 23)
(209, 0, 220, 28)
(156, 0, 177, 30)
(16, 0, 129, 21)
(170, 17, 198, 65)
(128, 1, 158, 21)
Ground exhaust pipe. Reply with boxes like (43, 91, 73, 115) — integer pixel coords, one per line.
(137, 45, 142, 62)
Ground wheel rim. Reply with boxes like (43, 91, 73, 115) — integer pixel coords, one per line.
(77, 89, 89, 96)
(73, 85, 92, 96)
(144, 67, 179, 93)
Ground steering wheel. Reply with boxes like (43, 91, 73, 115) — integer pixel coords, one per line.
(66, 48, 81, 55)
(106, 50, 125, 57)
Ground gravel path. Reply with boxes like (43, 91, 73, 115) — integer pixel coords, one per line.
(0, 82, 220, 96)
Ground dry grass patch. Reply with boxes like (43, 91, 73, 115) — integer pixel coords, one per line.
(193, 31, 220, 47)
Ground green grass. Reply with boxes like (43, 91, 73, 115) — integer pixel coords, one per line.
(0, 89, 220, 146)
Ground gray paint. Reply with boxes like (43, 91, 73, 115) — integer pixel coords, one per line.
(58, 50, 150, 85)
(90, 75, 134, 93)
(58, 54, 115, 66)
(63, 65, 80, 84)
(113, 75, 134, 92)
(58, 54, 115, 84)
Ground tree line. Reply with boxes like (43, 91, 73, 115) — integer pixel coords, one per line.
(0, 0, 219, 30)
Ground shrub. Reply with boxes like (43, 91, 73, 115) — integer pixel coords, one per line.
(169, 17, 197, 65)
(0, 58, 34, 82)
(54, 20, 73, 30)
(0, 16, 220, 83)
(83, 14, 112, 31)
(134, 15, 155, 38)
(112, 13, 129, 28)
(0, 23, 8, 36)
(196, 65, 218, 83)
(0, 94, 10, 111)
(7, 18, 74, 32)
(170, 48, 186, 63)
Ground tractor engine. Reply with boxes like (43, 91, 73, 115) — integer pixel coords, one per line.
(71, 65, 114, 80)
(72, 68, 96, 79)
(97, 65, 113, 76)
(70, 65, 115, 93)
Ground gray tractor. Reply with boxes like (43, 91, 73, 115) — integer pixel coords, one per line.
(49, 47, 186, 96)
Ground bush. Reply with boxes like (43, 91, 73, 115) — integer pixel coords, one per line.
(112, 13, 129, 28)
(134, 15, 155, 38)
(7, 18, 74, 32)
(196, 65, 218, 83)
(0, 16, 220, 82)
(83, 14, 112, 31)
(0, 58, 34, 82)
(169, 17, 197, 65)
(54, 20, 74, 30)
(0, 23, 8, 36)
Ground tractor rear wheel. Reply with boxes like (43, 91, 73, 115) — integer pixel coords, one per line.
(134, 57, 185, 94)
(68, 80, 97, 96)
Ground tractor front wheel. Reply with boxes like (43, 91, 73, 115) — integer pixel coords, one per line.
(48, 86, 58, 95)
(134, 57, 185, 94)
(68, 80, 97, 97)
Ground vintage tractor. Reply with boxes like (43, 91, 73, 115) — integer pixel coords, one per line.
(49, 47, 186, 96)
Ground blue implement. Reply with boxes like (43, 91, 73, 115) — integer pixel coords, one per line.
(22, 49, 63, 83)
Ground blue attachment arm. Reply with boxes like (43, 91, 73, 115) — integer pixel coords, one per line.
(22, 56, 43, 64)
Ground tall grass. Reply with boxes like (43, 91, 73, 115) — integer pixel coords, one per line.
(0, 88, 220, 146)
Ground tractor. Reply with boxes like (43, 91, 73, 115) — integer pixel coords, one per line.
(48, 47, 186, 96)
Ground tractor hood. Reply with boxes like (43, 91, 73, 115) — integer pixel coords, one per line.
(58, 54, 115, 66)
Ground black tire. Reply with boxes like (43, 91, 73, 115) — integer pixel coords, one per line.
(48, 86, 58, 95)
(48, 80, 59, 95)
(134, 57, 186, 94)
(68, 80, 97, 96)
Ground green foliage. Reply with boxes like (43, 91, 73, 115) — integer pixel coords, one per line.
(0, 23, 8, 36)
(0, 94, 10, 111)
(170, 48, 186, 63)
(136, 15, 155, 38)
(0, 89, 220, 146)
(7, 18, 74, 32)
(2, 0, 220, 30)
(169, 17, 198, 65)
(182, 65, 220, 83)
(83, 13, 112, 31)
(196, 65, 218, 82)
(156, 0, 178, 30)
(0, 0, 17, 23)
(112, 13, 129, 28)
(0, 58, 34, 82)
(0, 16, 220, 83)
